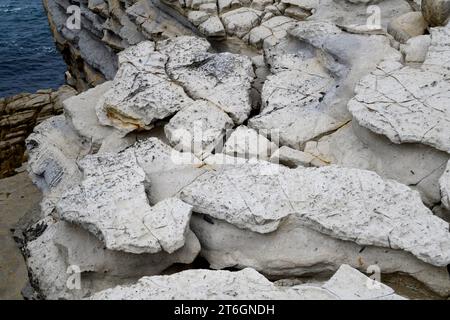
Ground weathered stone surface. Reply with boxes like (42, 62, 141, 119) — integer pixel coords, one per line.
(57, 151, 193, 254)
(159, 36, 255, 124)
(0, 86, 77, 178)
(270, 146, 327, 168)
(224, 125, 278, 160)
(191, 214, 450, 296)
(88, 265, 405, 300)
(26, 220, 200, 299)
(26, 115, 90, 215)
(400, 35, 431, 63)
(439, 160, 450, 210)
(165, 100, 234, 158)
(349, 26, 450, 153)
(303, 122, 449, 205)
(249, 21, 401, 149)
(422, 0, 450, 27)
(221, 8, 264, 38)
(96, 41, 192, 134)
(182, 162, 450, 266)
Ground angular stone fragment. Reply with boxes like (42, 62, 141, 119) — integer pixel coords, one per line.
(198, 16, 226, 38)
(223, 125, 278, 160)
(180, 162, 294, 233)
(88, 265, 405, 300)
(439, 160, 450, 210)
(57, 151, 193, 254)
(182, 162, 450, 266)
(27, 220, 200, 300)
(221, 8, 264, 38)
(159, 36, 255, 124)
(96, 41, 192, 134)
(400, 35, 431, 63)
(422, 0, 450, 27)
(349, 26, 450, 153)
(303, 122, 449, 205)
(26, 116, 90, 215)
(165, 100, 234, 159)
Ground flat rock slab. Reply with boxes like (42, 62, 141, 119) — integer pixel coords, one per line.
(165, 100, 234, 159)
(181, 162, 450, 266)
(349, 26, 450, 153)
(88, 265, 405, 300)
(57, 151, 193, 254)
(158, 36, 255, 124)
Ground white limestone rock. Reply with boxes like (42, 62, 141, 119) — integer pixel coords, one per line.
(349, 26, 450, 153)
(56, 151, 193, 254)
(96, 41, 192, 134)
(439, 160, 450, 210)
(26, 220, 200, 300)
(182, 162, 450, 266)
(223, 125, 278, 160)
(26, 116, 90, 215)
(198, 16, 226, 38)
(63, 81, 134, 151)
(270, 146, 327, 167)
(304, 122, 449, 205)
(221, 8, 264, 38)
(88, 265, 405, 300)
(159, 36, 255, 124)
(130, 138, 206, 203)
(165, 100, 234, 159)
(249, 21, 401, 149)
(190, 214, 450, 296)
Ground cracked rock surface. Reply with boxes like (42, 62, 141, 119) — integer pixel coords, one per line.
(19, 0, 450, 300)
(89, 265, 405, 300)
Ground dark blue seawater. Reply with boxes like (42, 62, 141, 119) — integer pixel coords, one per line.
(0, 0, 67, 97)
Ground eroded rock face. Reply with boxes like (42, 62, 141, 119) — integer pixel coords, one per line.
(248, 21, 401, 149)
(26, 220, 200, 300)
(88, 265, 405, 300)
(190, 214, 450, 296)
(182, 162, 450, 266)
(349, 25, 450, 154)
(57, 150, 193, 254)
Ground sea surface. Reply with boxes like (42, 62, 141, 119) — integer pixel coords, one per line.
(0, 0, 66, 97)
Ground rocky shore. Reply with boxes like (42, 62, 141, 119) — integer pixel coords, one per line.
(2, 0, 450, 299)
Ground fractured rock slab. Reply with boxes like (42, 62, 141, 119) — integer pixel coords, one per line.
(349, 26, 450, 153)
(182, 162, 450, 266)
(57, 151, 193, 254)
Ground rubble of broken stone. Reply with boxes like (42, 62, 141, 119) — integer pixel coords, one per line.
(21, 0, 450, 300)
